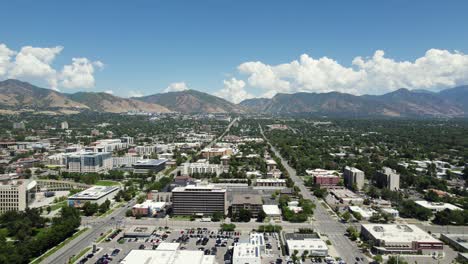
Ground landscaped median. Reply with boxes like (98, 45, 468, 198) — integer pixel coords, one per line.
(68, 246, 91, 264)
(30, 227, 90, 264)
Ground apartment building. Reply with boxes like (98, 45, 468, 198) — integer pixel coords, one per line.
(343, 166, 365, 190)
(375, 167, 400, 191)
(231, 194, 263, 217)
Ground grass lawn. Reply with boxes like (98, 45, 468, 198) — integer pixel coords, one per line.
(50, 201, 67, 211)
(95, 180, 120, 186)
(171, 215, 192, 221)
(68, 247, 91, 264)
(30, 227, 89, 264)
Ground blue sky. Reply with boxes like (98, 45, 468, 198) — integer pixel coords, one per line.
(1, 0, 468, 102)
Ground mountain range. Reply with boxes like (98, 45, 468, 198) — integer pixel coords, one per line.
(0, 79, 467, 117)
(240, 86, 468, 118)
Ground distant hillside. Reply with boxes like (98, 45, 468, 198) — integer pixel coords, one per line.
(0, 79, 170, 114)
(136, 89, 245, 113)
(240, 86, 468, 118)
(438, 85, 468, 113)
(67, 92, 171, 113)
(0, 79, 89, 113)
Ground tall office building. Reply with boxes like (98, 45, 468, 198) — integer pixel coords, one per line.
(343, 166, 365, 190)
(0, 180, 36, 214)
(172, 185, 227, 216)
(65, 152, 112, 173)
(375, 167, 400, 191)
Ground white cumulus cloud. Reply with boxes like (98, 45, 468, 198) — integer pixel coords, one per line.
(0, 43, 103, 90)
(59, 58, 103, 89)
(164, 82, 189, 93)
(214, 78, 254, 103)
(128, 90, 144, 98)
(236, 49, 468, 97)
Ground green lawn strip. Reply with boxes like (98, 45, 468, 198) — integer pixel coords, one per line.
(68, 246, 91, 264)
(95, 180, 120, 186)
(96, 229, 113, 243)
(98, 202, 124, 218)
(171, 215, 192, 221)
(50, 200, 67, 211)
(30, 227, 90, 264)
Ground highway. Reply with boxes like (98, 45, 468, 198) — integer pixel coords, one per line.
(259, 124, 369, 264)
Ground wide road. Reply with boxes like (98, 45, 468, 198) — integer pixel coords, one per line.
(260, 125, 368, 264)
(43, 199, 135, 264)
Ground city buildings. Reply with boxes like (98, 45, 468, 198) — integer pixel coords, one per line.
(231, 194, 263, 217)
(266, 159, 277, 171)
(360, 224, 444, 255)
(284, 233, 328, 257)
(171, 185, 227, 216)
(65, 151, 113, 173)
(414, 200, 462, 212)
(375, 167, 400, 191)
(0, 179, 36, 213)
(68, 185, 120, 208)
(343, 166, 365, 190)
(132, 159, 167, 174)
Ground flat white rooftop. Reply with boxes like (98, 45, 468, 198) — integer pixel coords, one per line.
(69, 185, 119, 200)
(415, 200, 462, 211)
(362, 224, 441, 244)
(262, 205, 282, 216)
(120, 248, 216, 264)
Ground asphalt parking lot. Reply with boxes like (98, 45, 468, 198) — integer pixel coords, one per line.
(75, 227, 286, 264)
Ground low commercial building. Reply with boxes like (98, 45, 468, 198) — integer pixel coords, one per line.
(172, 185, 227, 216)
(132, 200, 166, 217)
(262, 205, 282, 220)
(329, 188, 364, 205)
(348, 206, 377, 220)
(415, 200, 462, 212)
(343, 166, 365, 190)
(440, 234, 468, 252)
(124, 226, 154, 237)
(121, 243, 217, 264)
(233, 243, 261, 264)
(254, 178, 286, 189)
(381, 208, 399, 218)
(133, 159, 167, 174)
(361, 224, 444, 255)
(68, 185, 120, 208)
(0, 180, 36, 214)
(285, 233, 328, 257)
(231, 194, 263, 217)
